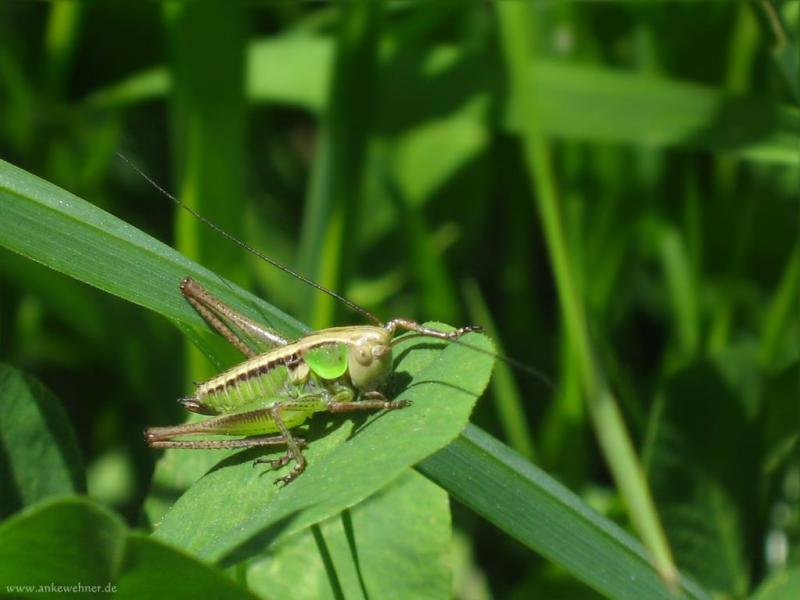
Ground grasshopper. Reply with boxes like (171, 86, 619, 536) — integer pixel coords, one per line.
(145, 272, 481, 486)
(121, 154, 489, 485)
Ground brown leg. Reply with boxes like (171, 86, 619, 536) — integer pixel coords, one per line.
(184, 294, 255, 358)
(181, 277, 289, 354)
(147, 434, 294, 450)
(327, 391, 411, 413)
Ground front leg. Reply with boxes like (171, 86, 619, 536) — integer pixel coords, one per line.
(326, 390, 411, 414)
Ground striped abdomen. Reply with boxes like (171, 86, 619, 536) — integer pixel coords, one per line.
(193, 348, 309, 413)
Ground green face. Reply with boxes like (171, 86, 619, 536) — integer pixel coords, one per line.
(347, 330, 393, 392)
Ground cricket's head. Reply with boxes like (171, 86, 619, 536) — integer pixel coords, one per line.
(347, 327, 393, 392)
(346, 321, 485, 392)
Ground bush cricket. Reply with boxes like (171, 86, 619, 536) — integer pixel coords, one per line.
(146, 276, 481, 485)
(127, 156, 487, 486)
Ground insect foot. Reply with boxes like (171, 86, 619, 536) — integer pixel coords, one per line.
(253, 444, 308, 486)
(253, 450, 293, 471)
(455, 324, 483, 336)
(383, 318, 483, 340)
(387, 399, 411, 410)
(275, 463, 306, 487)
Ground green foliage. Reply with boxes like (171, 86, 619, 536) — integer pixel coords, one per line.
(0, 497, 257, 599)
(0, 364, 85, 517)
(247, 471, 451, 600)
(0, 1, 798, 599)
(419, 425, 708, 600)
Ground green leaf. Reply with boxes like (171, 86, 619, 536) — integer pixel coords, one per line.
(419, 426, 710, 600)
(0, 363, 85, 518)
(0, 157, 307, 341)
(0, 497, 257, 599)
(462, 279, 536, 461)
(150, 327, 494, 565)
(248, 35, 331, 112)
(505, 61, 800, 166)
(0, 497, 125, 592)
(165, 0, 250, 387)
(296, 1, 383, 328)
(248, 470, 451, 600)
(390, 95, 489, 206)
(344, 471, 450, 599)
(497, 1, 678, 587)
(117, 533, 257, 600)
(89, 38, 800, 166)
(752, 568, 800, 600)
(644, 358, 759, 596)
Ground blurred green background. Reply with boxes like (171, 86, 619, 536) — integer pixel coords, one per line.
(0, 1, 798, 598)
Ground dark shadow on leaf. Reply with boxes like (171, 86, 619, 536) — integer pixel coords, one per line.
(402, 378, 481, 399)
(218, 508, 309, 568)
(0, 432, 23, 518)
(393, 341, 448, 365)
(146, 481, 192, 509)
(385, 370, 412, 397)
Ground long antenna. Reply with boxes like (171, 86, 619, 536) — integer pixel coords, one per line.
(118, 153, 554, 391)
(458, 339, 554, 390)
(116, 152, 381, 325)
(390, 331, 554, 391)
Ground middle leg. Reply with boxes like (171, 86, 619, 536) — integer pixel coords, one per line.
(253, 404, 308, 486)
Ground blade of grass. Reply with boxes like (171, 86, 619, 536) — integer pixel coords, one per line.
(715, 1, 761, 195)
(462, 279, 536, 462)
(538, 335, 588, 484)
(637, 219, 700, 370)
(496, 2, 678, 587)
(759, 243, 800, 368)
(42, 0, 84, 99)
(165, 1, 248, 281)
(0, 157, 307, 340)
(296, 2, 382, 329)
(417, 425, 710, 600)
(164, 0, 248, 383)
(379, 155, 461, 325)
(510, 61, 800, 166)
(754, 0, 800, 103)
